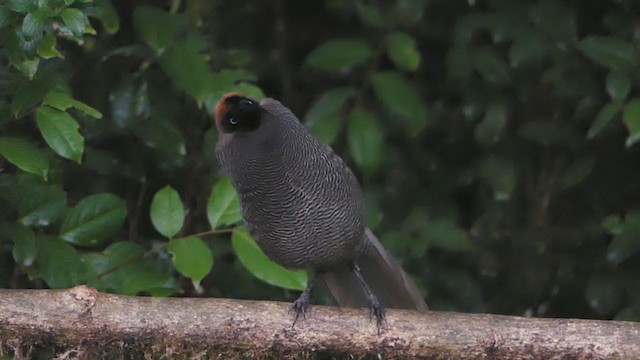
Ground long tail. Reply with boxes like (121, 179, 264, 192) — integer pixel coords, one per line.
(320, 228, 428, 311)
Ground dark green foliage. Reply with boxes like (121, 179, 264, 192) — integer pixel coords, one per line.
(0, 0, 639, 325)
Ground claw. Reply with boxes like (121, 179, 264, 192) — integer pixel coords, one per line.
(368, 294, 386, 335)
(290, 291, 311, 328)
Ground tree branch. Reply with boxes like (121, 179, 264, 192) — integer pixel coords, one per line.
(0, 286, 638, 359)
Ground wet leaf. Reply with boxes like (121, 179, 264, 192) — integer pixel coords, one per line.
(168, 236, 213, 287)
(304, 87, 355, 144)
(232, 227, 307, 291)
(587, 101, 623, 139)
(579, 36, 636, 72)
(60, 193, 127, 246)
(35, 236, 85, 288)
(36, 106, 84, 163)
(622, 98, 640, 147)
(371, 71, 429, 135)
(150, 186, 184, 238)
(207, 177, 242, 230)
(305, 38, 373, 71)
(386, 32, 421, 71)
(0, 137, 49, 179)
(348, 106, 384, 174)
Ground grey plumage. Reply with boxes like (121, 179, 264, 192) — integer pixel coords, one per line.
(215, 95, 427, 325)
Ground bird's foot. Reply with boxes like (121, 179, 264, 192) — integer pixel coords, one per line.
(368, 294, 386, 335)
(290, 291, 311, 328)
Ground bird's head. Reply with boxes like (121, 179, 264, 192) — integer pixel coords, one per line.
(215, 93, 262, 135)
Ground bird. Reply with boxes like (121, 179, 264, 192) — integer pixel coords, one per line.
(214, 93, 428, 333)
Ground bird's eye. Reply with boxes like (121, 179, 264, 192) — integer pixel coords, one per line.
(229, 116, 238, 125)
(239, 99, 254, 107)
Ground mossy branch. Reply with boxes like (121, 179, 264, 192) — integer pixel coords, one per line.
(0, 286, 638, 359)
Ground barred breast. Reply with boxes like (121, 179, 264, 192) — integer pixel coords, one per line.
(216, 99, 366, 270)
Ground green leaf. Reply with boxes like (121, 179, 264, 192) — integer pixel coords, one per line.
(133, 116, 185, 154)
(15, 184, 66, 227)
(229, 82, 265, 100)
(509, 29, 550, 67)
(479, 156, 516, 201)
(91, 0, 120, 34)
(486, 8, 525, 43)
(36, 106, 84, 163)
(109, 78, 148, 129)
(446, 46, 474, 78)
(602, 214, 623, 236)
(43, 92, 102, 118)
(585, 274, 623, 315)
(473, 47, 510, 84)
(7, 0, 35, 13)
(102, 241, 144, 265)
(168, 236, 213, 287)
(354, 1, 383, 27)
(35, 236, 85, 288)
(133, 6, 178, 52)
(386, 32, 421, 71)
(606, 211, 640, 265)
(559, 157, 594, 189)
(12, 74, 56, 116)
(22, 8, 49, 38)
(16, 58, 40, 80)
(615, 307, 640, 322)
(347, 106, 384, 174)
(89, 241, 177, 296)
(475, 102, 507, 146)
(0, 101, 10, 124)
(308, 113, 343, 145)
(622, 98, 640, 147)
(606, 71, 631, 101)
(60, 193, 127, 246)
(452, 13, 487, 45)
(424, 218, 474, 252)
(37, 32, 63, 59)
(587, 101, 623, 139)
(305, 38, 373, 71)
(207, 176, 242, 230)
(578, 36, 636, 72)
(304, 87, 355, 144)
(371, 71, 429, 135)
(160, 42, 211, 101)
(232, 227, 307, 291)
(394, 0, 425, 25)
(1, 222, 37, 266)
(84, 243, 158, 294)
(528, 0, 577, 42)
(150, 186, 184, 238)
(365, 191, 383, 230)
(60, 8, 89, 37)
(0, 7, 14, 28)
(127, 272, 177, 297)
(81, 253, 111, 291)
(0, 137, 49, 179)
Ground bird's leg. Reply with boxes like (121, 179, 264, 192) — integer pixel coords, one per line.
(349, 262, 386, 334)
(290, 276, 314, 328)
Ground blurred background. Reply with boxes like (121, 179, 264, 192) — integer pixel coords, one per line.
(1, 0, 639, 323)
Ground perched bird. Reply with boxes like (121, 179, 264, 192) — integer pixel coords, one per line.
(214, 93, 428, 332)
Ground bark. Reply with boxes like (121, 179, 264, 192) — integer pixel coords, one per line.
(0, 286, 638, 359)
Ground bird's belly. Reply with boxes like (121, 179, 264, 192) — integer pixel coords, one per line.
(239, 193, 363, 270)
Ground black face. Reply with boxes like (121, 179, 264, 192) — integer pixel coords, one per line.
(220, 95, 262, 133)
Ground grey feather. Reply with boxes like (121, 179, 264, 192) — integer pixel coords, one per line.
(216, 97, 427, 311)
(321, 229, 428, 310)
